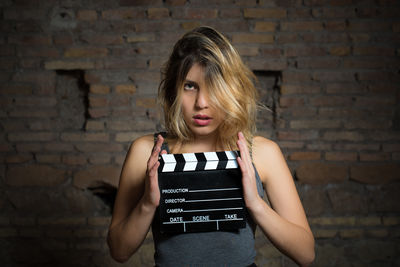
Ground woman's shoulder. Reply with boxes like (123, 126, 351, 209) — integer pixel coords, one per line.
(252, 135, 281, 155)
(252, 136, 286, 180)
(127, 134, 155, 158)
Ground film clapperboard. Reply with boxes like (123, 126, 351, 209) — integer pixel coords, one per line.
(157, 151, 246, 233)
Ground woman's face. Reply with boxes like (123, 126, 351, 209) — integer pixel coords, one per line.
(181, 63, 225, 140)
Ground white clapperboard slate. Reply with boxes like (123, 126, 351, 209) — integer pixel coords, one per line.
(157, 151, 246, 233)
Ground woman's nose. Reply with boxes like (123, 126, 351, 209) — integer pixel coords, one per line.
(195, 89, 209, 109)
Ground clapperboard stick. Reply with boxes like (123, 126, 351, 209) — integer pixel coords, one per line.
(158, 151, 246, 233)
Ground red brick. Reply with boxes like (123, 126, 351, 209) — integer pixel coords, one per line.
(5, 154, 33, 163)
(285, 45, 326, 57)
(324, 20, 347, 31)
(89, 107, 109, 118)
(333, 143, 380, 151)
(135, 20, 178, 32)
(323, 131, 364, 141)
(90, 84, 110, 94)
(53, 34, 74, 45)
(357, 71, 400, 82)
(277, 33, 299, 44)
(383, 144, 400, 152)
(16, 143, 43, 152)
(330, 46, 351, 56)
(351, 164, 400, 184)
(290, 120, 341, 129)
(259, 47, 282, 57)
(244, 8, 287, 18)
(310, 96, 353, 106)
(36, 154, 61, 163)
(181, 21, 202, 31)
(232, 33, 274, 44)
(344, 119, 392, 130)
(80, 34, 123, 45)
(281, 84, 321, 95)
(60, 133, 109, 142)
(359, 153, 391, 162)
(282, 71, 312, 82)
(3, 8, 47, 20)
(349, 33, 371, 43)
(87, 216, 111, 226)
(246, 59, 287, 71)
(0, 83, 32, 95)
(115, 84, 136, 94)
(0, 143, 13, 152)
(220, 8, 242, 18)
(119, 0, 162, 6)
(8, 132, 55, 142)
(88, 154, 112, 164)
(73, 165, 121, 189)
(279, 96, 305, 107)
(8, 34, 52, 45)
(354, 96, 396, 106)
(6, 165, 66, 186)
(77, 10, 97, 21)
(102, 8, 145, 20)
(281, 21, 323, 31)
(325, 152, 358, 161)
(62, 155, 87, 165)
(348, 20, 391, 31)
(136, 97, 156, 108)
(38, 217, 86, 226)
(172, 7, 218, 19)
(278, 130, 319, 140)
(296, 58, 340, 69)
(89, 96, 108, 107)
(75, 143, 123, 153)
(18, 46, 59, 58)
(104, 58, 147, 69)
(85, 121, 105, 131)
(44, 142, 74, 152)
(127, 33, 156, 43)
(12, 71, 56, 94)
(44, 60, 95, 70)
(110, 96, 130, 106)
(353, 46, 395, 56)
(0, 58, 16, 69)
(147, 8, 170, 19)
(296, 162, 348, 184)
(254, 22, 277, 32)
(325, 83, 366, 94)
(312, 71, 355, 82)
(13, 97, 57, 107)
(64, 47, 108, 58)
(289, 151, 321, 160)
(0, 45, 15, 56)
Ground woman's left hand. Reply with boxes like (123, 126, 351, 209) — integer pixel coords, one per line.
(236, 132, 262, 211)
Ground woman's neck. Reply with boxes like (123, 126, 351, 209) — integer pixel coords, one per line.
(169, 134, 224, 154)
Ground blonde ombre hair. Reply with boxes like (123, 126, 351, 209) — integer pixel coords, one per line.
(158, 26, 258, 151)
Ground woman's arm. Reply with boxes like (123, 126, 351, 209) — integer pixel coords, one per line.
(107, 134, 165, 263)
(237, 133, 315, 266)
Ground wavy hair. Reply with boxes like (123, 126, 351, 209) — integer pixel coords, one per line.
(158, 26, 258, 151)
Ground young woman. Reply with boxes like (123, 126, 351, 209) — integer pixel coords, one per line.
(107, 26, 315, 266)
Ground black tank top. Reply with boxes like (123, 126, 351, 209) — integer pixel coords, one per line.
(152, 134, 264, 266)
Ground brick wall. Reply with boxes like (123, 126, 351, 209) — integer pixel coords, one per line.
(1, 0, 399, 266)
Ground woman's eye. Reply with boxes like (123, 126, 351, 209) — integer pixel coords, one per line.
(184, 83, 196, 91)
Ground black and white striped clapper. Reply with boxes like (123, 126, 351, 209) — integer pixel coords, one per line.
(157, 151, 246, 234)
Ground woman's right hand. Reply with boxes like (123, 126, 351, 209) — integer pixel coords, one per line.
(142, 134, 166, 209)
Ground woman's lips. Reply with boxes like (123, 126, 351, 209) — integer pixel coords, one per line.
(193, 114, 212, 126)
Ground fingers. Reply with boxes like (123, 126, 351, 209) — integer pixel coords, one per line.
(237, 132, 252, 167)
(147, 135, 164, 171)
